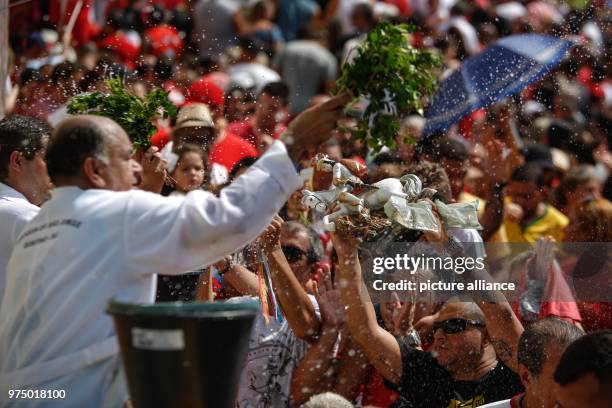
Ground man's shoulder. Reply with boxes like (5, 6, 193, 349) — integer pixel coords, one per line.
(0, 197, 39, 220)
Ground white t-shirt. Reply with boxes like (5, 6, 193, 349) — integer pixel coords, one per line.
(233, 295, 319, 408)
(0, 183, 39, 306)
(0, 141, 301, 407)
(227, 63, 281, 94)
(480, 398, 511, 408)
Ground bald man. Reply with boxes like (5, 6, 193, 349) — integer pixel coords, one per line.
(331, 229, 525, 407)
(0, 93, 349, 407)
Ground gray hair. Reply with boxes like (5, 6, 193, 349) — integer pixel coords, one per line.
(518, 317, 584, 377)
(300, 393, 354, 408)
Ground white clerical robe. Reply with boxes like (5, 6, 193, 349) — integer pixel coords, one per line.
(0, 141, 300, 407)
(0, 182, 39, 306)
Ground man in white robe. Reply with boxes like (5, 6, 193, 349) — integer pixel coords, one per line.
(0, 93, 349, 407)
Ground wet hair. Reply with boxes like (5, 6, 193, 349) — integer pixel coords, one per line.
(554, 165, 599, 209)
(405, 161, 453, 203)
(352, 3, 376, 26)
(436, 138, 469, 162)
(148, 5, 166, 26)
(229, 156, 258, 181)
(282, 221, 324, 264)
(237, 36, 264, 58)
(154, 57, 174, 81)
(0, 115, 52, 181)
(511, 163, 545, 189)
(51, 62, 79, 83)
(174, 143, 206, 165)
(571, 197, 612, 242)
(414, 131, 445, 158)
(19, 68, 42, 86)
(518, 317, 584, 378)
(554, 331, 612, 391)
(259, 81, 289, 106)
(372, 152, 405, 166)
(45, 118, 109, 184)
(79, 60, 127, 92)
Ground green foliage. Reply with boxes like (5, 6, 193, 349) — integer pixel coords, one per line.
(337, 23, 441, 152)
(67, 77, 178, 150)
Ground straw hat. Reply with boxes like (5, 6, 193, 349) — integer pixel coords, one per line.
(174, 103, 214, 130)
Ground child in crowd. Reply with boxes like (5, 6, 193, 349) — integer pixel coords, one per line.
(157, 144, 207, 302)
(168, 143, 207, 197)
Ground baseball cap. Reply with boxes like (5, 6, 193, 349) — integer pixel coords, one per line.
(187, 77, 225, 108)
(174, 103, 215, 130)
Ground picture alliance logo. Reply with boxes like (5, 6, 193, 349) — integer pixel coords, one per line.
(371, 254, 486, 275)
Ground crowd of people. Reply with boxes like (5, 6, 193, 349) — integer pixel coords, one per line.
(0, 0, 611, 407)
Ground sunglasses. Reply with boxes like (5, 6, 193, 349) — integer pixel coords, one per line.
(281, 245, 308, 263)
(433, 318, 486, 335)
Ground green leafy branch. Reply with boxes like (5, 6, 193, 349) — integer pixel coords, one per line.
(337, 23, 441, 152)
(67, 76, 178, 150)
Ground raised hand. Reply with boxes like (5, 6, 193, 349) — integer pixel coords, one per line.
(330, 229, 362, 259)
(533, 236, 555, 281)
(282, 92, 352, 162)
(259, 215, 283, 253)
(139, 146, 168, 193)
(313, 264, 345, 329)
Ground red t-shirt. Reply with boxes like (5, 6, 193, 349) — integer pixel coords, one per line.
(145, 25, 184, 57)
(209, 132, 259, 174)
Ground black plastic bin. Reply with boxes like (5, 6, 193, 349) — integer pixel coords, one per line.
(107, 300, 259, 408)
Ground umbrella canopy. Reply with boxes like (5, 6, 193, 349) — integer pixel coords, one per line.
(423, 34, 573, 136)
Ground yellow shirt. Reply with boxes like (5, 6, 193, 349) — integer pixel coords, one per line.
(500, 204, 569, 243)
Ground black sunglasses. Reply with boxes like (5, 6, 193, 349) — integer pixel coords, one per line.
(281, 245, 308, 263)
(433, 318, 486, 335)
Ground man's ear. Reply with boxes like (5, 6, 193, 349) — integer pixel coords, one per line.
(481, 329, 491, 350)
(519, 364, 533, 389)
(8, 151, 23, 175)
(82, 157, 107, 188)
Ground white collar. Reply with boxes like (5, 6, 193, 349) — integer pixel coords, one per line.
(0, 182, 28, 202)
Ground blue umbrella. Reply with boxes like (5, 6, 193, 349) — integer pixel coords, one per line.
(423, 34, 573, 136)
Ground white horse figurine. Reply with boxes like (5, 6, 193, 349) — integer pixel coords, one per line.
(302, 189, 365, 231)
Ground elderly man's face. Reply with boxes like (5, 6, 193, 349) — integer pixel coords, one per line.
(96, 127, 142, 191)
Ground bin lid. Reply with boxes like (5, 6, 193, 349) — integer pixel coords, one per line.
(107, 299, 260, 318)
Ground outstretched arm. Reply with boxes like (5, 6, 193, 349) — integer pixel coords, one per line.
(291, 268, 367, 406)
(126, 94, 351, 277)
(450, 240, 524, 372)
(261, 216, 320, 342)
(331, 232, 403, 384)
